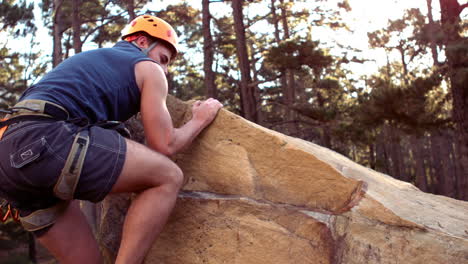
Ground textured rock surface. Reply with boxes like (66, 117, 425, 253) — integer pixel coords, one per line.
(98, 96, 468, 264)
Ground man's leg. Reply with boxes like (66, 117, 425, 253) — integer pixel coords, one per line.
(36, 200, 102, 264)
(110, 138, 184, 264)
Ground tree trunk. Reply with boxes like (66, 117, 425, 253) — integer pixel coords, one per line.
(426, 0, 439, 65)
(232, 0, 257, 122)
(248, 39, 264, 125)
(52, 0, 64, 67)
(281, 0, 295, 107)
(422, 135, 436, 193)
(397, 44, 409, 86)
(386, 124, 403, 180)
(430, 131, 445, 194)
(127, 0, 136, 20)
(445, 130, 457, 186)
(376, 127, 390, 175)
(440, 130, 455, 197)
(270, 0, 281, 41)
(410, 135, 428, 192)
(439, 0, 468, 200)
(451, 129, 463, 199)
(399, 136, 409, 182)
(270, 0, 288, 94)
(438, 130, 456, 197)
(71, 0, 82, 54)
(279, 0, 296, 135)
(369, 142, 376, 170)
(270, 0, 289, 132)
(202, 0, 217, 99)
(432, 132, 454, 197)
(321, 125, 332, 149)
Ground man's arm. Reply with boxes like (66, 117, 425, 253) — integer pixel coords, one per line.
(135, 61, 222, 156)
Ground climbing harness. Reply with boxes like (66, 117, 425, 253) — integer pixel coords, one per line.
(0, 99, 129, 231)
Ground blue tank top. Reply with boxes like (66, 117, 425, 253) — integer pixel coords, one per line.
(19, 41, 156, 123)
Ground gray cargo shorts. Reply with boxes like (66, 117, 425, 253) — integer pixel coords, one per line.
(0, 120, 126, 234)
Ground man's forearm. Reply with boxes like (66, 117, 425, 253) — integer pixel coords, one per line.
(167, 118, 206, 155)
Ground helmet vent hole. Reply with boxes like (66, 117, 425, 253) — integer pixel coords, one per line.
(143, 15, 150, 18)
(153, 24, 157, 27)
(147, 19, 154, 22)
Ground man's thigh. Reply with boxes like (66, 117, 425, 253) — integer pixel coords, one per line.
(110, 138, 183, 194)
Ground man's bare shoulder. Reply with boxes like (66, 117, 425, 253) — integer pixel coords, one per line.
(134, 60, 166, 92)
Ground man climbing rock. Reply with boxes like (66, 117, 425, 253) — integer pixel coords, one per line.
(0, 14, 222, 264)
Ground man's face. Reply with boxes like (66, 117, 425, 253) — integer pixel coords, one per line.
(147, 44, 173, 75)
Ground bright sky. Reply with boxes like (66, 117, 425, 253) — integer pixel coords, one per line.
(2, 0, 447, 79)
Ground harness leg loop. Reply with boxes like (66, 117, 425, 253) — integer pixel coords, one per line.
(54, 131, 90, 200)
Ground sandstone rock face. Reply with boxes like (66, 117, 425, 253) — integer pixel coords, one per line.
(99, 97, 468, 264)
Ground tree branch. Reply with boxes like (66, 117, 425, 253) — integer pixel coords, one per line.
(81, 12, 126, 44)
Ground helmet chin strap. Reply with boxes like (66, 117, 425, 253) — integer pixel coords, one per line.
(132, 40, 158, 56)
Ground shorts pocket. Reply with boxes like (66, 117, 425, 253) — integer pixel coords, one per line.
(10, 137, 48, 169)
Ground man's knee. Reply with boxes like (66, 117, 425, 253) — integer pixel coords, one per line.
(113, 139, 185, 193)
(165, 163, 184, 190)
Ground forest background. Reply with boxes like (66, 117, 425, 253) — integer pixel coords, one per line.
(0, 0, 467, 262)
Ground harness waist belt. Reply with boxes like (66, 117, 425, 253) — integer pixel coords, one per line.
(0, 100, 69, 140)
(0, 99, 69, 131)
(3, 99, 68, 121)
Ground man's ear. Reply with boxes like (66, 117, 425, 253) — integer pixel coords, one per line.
(135, 35, 149, 49)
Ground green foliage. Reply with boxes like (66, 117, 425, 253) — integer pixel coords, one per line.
(0, 47, 27, 108)
(357, 71, 448, 134)
(213, 16, 236, 59)
(0, 0, 35, 37)
(92, 15, 128, 47)
(0, 0, 44, 109)
(0, 41, 46, 109)
(154, 3, 202, 48)
(368, 8, 427, 63)
(264, 39, 333, 74)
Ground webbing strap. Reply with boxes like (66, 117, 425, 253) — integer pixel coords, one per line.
(19, 202, 69, 232)
(53, 131, 90, 200)
(132, 40, 159, 56)
(0, 100, 70, 139)
(0, 118, 7, 140)
(11, 99, 69, 120)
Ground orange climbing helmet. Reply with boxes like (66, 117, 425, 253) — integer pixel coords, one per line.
(122, 14, 178, 58)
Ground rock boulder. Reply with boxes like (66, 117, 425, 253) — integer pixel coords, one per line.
(98, 96, 468, 264)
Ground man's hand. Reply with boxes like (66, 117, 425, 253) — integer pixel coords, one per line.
(137, 60, 223, 155)
(192, 98, 223, 127)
